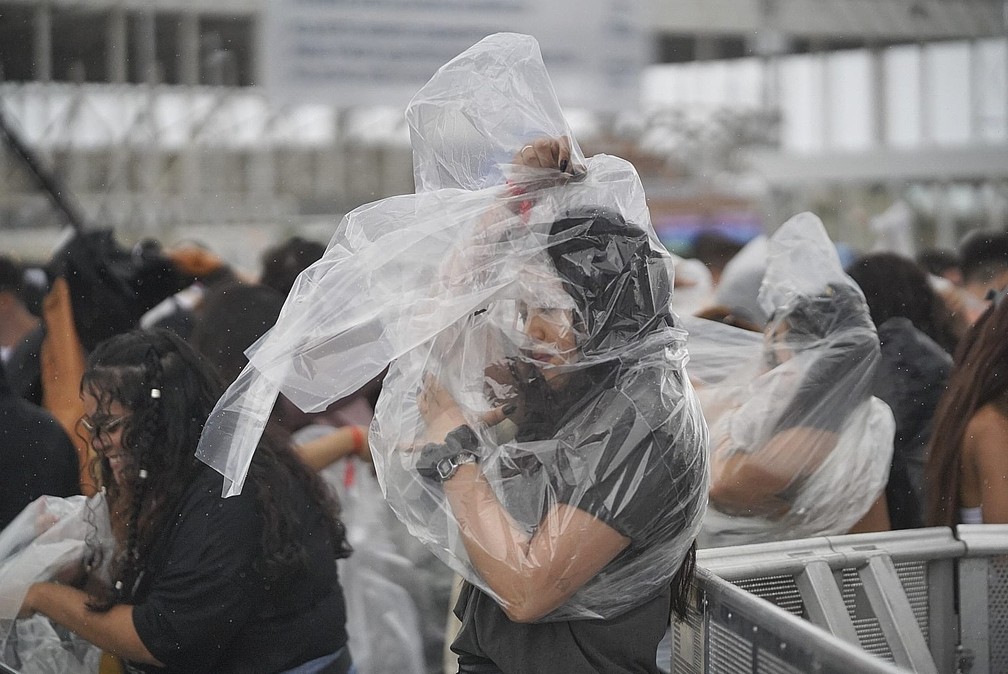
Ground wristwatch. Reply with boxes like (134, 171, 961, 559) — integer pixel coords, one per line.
(434, 451, 478, 482)
(416, 425, 480, 482)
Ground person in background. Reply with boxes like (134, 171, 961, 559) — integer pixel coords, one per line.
(697, 213, 893, 548)
(0, 256, 45, 404)
(692, 305, 763, 333)
(919, 232, 1008, 341)
(959, 231, 1008, 304)
(847, 253, 953, 529)
(704, 284, 889, 530)
(17, 329, 355, 674)
(690, 231, 744, 288)
(926, 289, 1008, 526)
(0, 256, 41, 363)
(0, 357, 80, 530)
(141, 241, 243, 340)
(189, 281, 286, 386)
(917, 248, 963, 287)
(260, 236, 328, 297)
(189, 281, 371, 469)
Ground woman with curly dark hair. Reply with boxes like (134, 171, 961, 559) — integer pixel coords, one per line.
(16, 328, 354, 674)
(926, 290, 1008, 526)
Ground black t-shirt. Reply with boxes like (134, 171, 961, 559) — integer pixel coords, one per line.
(0, 363, 79, 530)
(130, 465, 347, 674)
(453, 583, 671, 674)
(451, 366, 703, 673)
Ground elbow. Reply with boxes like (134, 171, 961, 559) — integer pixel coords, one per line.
(709, 472, 783, 517)
(492, 576, 561, 623)
(501, 599, 550, 623)
(709, 474, 742, 510)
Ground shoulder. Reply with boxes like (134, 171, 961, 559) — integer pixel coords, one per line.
(965, 404, 1008, 436)
(0, 400, 75, 452)
(962, 405, 1008, 467)
(0, 397, 59, 428)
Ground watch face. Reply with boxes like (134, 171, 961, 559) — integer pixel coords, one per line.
(436, 457, 455, 481)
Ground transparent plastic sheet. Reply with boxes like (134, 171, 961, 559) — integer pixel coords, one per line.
(679, 315, 763, 388)
(293, 426, 426, 674)
(2, 617, 101, 674)
(668, 255, 714, 316)
(0, 494, 113, 673)
(198, 33, 709, 621)
(689, 213, 895, 548)
(713, 235, 769, 327)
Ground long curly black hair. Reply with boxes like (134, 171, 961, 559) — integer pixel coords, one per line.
(81, 328, 350, 610)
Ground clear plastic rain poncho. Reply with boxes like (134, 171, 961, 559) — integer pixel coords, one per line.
(293, 425, 426, 674)
(689, 212, 895, 548)
(198, 33, 708, 621)
(0, 494, 114, 673)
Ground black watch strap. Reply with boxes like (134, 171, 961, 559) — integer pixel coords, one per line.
(416, 425, 480, 482)
(445, 425, 479, 453)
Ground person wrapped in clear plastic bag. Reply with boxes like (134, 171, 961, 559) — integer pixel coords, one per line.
(198, 33, 708, 673)
(692, 212, 895, 547)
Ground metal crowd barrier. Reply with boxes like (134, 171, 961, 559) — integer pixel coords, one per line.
(671, 525, 1008, 673)
(957, 525, 1008, 674)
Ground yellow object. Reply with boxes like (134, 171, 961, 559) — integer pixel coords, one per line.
(99, 652, 125, 674)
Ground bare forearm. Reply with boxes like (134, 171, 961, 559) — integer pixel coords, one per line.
(26, 583, 162, 666)
(710, 456, 791, 516)
(295, 426, 367, 471)
(442, 466, 628, 622)
(711, 428, 835, 516)
(443, 466, 536, 606)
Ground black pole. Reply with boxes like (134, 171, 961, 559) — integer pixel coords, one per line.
(0, 106, 88, 233)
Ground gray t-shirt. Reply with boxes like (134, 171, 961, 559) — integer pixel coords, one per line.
(450, 367, 701, 673)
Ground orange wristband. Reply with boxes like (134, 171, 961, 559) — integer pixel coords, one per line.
(348, 425, 365, 454)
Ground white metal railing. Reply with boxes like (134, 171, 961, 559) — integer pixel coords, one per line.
(673, 526, 1008, 673)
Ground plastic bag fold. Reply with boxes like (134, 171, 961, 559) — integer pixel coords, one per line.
(0, 494, 113, 672)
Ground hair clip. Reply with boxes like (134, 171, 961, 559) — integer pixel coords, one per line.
(138, 469, 149, 480)
(114, 580, 124, 591)
(150, 388, 161, 399)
